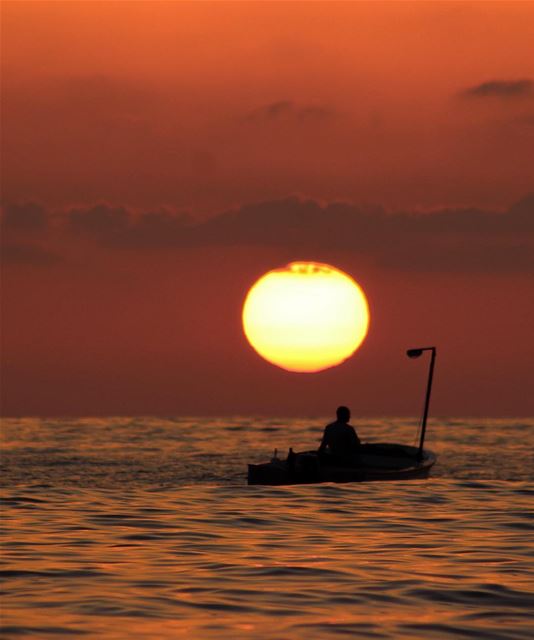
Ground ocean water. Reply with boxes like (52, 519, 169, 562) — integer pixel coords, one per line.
(1, 417, 533, 639)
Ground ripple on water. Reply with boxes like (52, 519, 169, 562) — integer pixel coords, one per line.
(1, 418, 534, 639)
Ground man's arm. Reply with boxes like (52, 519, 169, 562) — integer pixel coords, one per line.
(318, 425, 330, 452)
(350, 426, 361, 449)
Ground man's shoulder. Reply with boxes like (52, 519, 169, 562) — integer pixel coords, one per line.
(325, 421, 352, 431)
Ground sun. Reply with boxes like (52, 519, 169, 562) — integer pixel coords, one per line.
(242, 262, 370, 373)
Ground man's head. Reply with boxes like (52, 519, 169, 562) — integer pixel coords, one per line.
(336, 406, 351, 423)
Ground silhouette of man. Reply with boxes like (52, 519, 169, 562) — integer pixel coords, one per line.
(319, 406, 360, 459)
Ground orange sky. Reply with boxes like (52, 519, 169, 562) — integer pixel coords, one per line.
(1, 1, 533, 416)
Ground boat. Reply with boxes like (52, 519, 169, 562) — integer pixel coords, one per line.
(247, 346, 438, 486)
(248, 443, 436, 485)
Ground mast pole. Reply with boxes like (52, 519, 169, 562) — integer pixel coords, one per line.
(417, 347, 436, 460)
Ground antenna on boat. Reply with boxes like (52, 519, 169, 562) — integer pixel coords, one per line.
(407, 346, 436, 460)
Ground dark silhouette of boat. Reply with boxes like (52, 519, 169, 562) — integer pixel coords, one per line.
(248, 347, 438, 486)
(248, 443, 436, 485)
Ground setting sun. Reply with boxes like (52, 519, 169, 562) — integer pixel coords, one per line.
(242, 262, 370, 373)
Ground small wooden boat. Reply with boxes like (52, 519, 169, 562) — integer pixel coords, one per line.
(248, 443, 436, 485)
(247, 346, 438, 486)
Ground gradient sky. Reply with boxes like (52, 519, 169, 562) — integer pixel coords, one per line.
(1, 1, 533, 417)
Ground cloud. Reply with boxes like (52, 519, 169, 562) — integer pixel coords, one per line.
(1, 203, 48, 231)
(190, 197, 534, 273)
(69, 205, 131, 238)
(2, 195, 533, 273)
(506, 193, 534, 231)
(67, 205, 191, 248)
(462, 79, 533, 99)
(244, 100, 334, 123)
(378, 240, 534, 274)
(1, 243, 62, 267)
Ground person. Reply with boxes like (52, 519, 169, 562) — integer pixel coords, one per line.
(318, 406, 360, 460)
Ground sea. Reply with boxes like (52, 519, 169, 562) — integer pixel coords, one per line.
(1, 417, 533, 639)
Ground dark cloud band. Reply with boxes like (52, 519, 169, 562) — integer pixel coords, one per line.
(462, 79, 533, 99)
(2, 194, 533, 273)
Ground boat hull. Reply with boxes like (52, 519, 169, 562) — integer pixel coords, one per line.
(248, 443, 437, 486)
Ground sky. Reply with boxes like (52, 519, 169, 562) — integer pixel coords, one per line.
(1, 1, 533, 417)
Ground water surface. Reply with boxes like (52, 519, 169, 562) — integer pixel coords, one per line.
(1, 418, 533, 638)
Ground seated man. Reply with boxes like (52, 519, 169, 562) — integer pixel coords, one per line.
(319, 406, 360, 461)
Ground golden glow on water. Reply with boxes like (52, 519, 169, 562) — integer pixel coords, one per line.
(1, 418, 534, 638)
(242, 262, 370, 372)
(1, 483, 533, 639)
